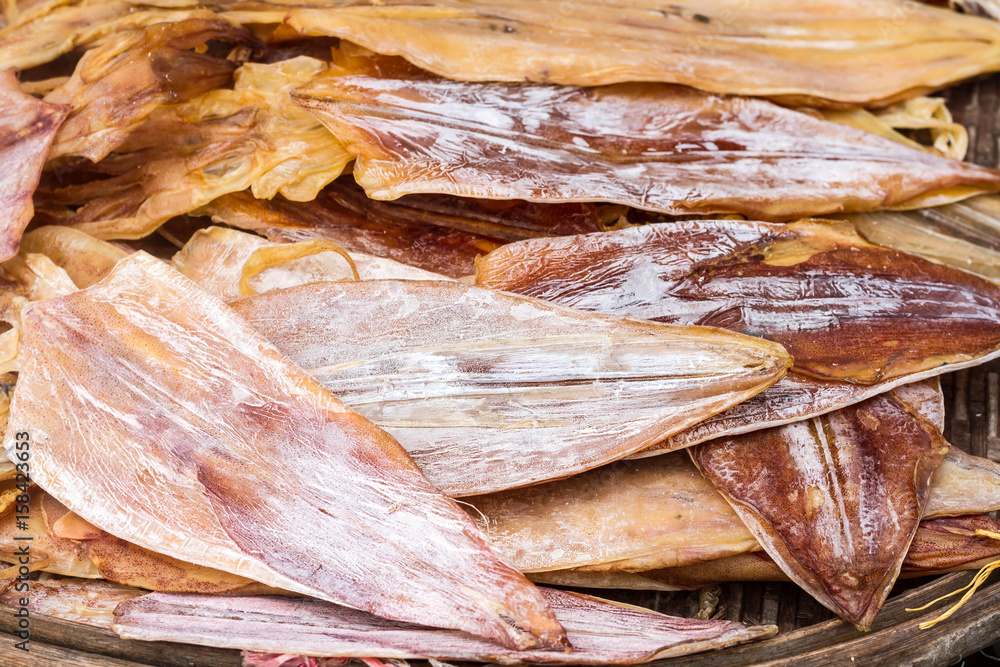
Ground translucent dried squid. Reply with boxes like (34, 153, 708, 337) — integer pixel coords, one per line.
(690, 392, 950, 630)
(2, 252, 566, 649)
(112, 587, 776, 664)
(465, 382, 1000, 576)
(41, 57, 351, 241)
(0, 68, 67, 261)
(531, 515, 1000, 592)
(476, 219, 1000, 453)
(43, 18, 259, 162)
(231, 279, 791, 496)
(293, 74, 1000, 221)
(173, 226, 447, 302)
(198, 182, 605, 278)
(283, 0, 1000, 107)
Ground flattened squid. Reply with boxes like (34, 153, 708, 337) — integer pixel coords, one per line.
(43, 18, 260, 162)
(690, 392, 949, 630)
(172, 226, 448, 302)
(844, 194, 1000, 284)
(2, 252, 567, 649)
(292, 75, 1000, 221)
(283, 0, 1000, 107)
(41, 57, 352, 241)
(112, 587, 776, 664)
(475, 219, 1000, 452)
(465, 382, 1000, 577)
(531, 515, 1000, 591)
(197, 182, 604, 279)
(0, 69, 68, 261)
(231, 279, 791, 496)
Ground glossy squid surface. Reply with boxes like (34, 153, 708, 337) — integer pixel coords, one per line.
(283, 0, 1000, 106)
(1, 252, 565, 650)
(200, 183, 603, 278)
(691, 393, 949, 630)
(113, 587, 776, 664)
(468, 382, 1000, 576)
(0, 69, 67, 261)
(232, 279, 790, 496)
(533, 515, 1000, 591)
(475, 220, 1000, 385)
(293, 75, 1000, 221)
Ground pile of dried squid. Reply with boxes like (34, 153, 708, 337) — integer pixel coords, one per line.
(4, 0, 1000, 664)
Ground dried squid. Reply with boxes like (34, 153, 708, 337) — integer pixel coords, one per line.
(199, 182, 605, 278)
(112, 587, 776, 664)
(0, 68, 67, 261)
(2, 252, 566, 649)
(690, 392, 950, 630)
(532, 515, 1000, 591)
(293, 74, 1000, 221)
(845, 194, 1000, 283)
(0, 578, 143, 628)
(464, 382, 1000, 577)
(18, 225, 127, 288)
(173, 226, 447, 302)
(283, 0, 1000, 106)
(43, 18, 259, 162)
(476, 219, 1000, 454)
(41, 57, 351, 241)
(231, 279, 791, 496)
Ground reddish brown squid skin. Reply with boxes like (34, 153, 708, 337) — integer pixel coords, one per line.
(691, 392, 949, 630)
(474, 219, 1000, 385)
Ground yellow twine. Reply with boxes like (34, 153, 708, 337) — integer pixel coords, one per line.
(905, 527, 1000, 629)
(906, 558, 1000, 629)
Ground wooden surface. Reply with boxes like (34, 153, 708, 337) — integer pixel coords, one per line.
(1, 61, 999, 667)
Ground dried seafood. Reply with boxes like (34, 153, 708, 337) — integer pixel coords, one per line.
(1, 0, 999, 652)
(0, 249, 77, 375)
(826, 97, 969, 161)
(845, 194, 1000, 283)
(53, 510, 273, 595)
(173, 226, 446, 302)
(465, 382, 1000, 576)
(927, 448, 1000, 515)
(691, 392, 950, 630)
(468, 452, 756, 574)
(112, 587, 776, 664)
(0, 490, 99, 578)
(199, 181, 604, 278)
(635, 373, 937, 455)
(0, 68, 67, 261)
(475, 219, 1000, 384)
(475, 218, 1000, 459)
(531, 515, 1000, 591)
(19, 225, 127, 288)
(232, 279, 790, 496)
(41, 57, 351, 241)
(284, 0, 1000, 106)
(0, 1, 237, 72)
(0, 578, 143, 628)
(293, 74, 1000, 221)
(44, 18, 259, 162)
(0, 487, 278, 593)
(901, 514, 1000, 574)
(2, 252, 566, 649)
